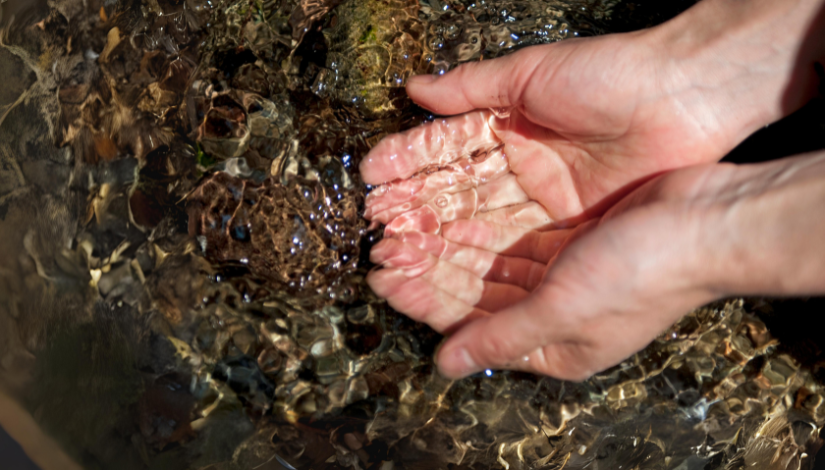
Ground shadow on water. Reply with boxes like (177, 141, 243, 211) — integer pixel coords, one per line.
(0, 0, 50, 29)
(0, 425, 40, 470)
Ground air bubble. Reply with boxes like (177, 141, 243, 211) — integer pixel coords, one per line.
(444, 24, 462, 41)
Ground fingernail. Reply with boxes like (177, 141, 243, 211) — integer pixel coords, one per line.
(438, 347, 478, 379)
(408, 74, 438, 86)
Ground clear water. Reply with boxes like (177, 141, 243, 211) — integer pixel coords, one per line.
(1, 1, 824, 469)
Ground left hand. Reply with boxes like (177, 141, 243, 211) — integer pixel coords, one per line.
(366, 161, 736, 380)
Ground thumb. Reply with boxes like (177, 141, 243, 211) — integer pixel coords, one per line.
(436, 289, 567, 378)
(436, 222, 600, 379)
(407, 45, 552, 115)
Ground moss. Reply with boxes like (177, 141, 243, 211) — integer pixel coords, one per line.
(196, 143, 217, 168)
(358, 25, 378, 44)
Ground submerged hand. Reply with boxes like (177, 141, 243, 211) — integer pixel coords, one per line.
(366, 148, 825, 380)
(360, 33, 741, 370)
(367, 162, 731, 380)
(360, 0, 825, 380)
(423, 152, 825, 380)
(361, 32, 743, 235)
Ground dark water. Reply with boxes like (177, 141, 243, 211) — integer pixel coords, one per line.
(0, 425, 40, 470)
(2, 0, 825, 469)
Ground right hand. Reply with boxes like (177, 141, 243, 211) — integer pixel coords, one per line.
(362, 24, 770, 237)
(363, 0, 825, 231)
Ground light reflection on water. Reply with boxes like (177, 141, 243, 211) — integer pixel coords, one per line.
(1, 1, 825, 470)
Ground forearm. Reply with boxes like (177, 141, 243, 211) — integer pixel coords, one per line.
(646, 0, 825, 148)
(702, 151, 825, 297)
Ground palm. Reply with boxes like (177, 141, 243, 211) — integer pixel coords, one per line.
(360, 36, 734, 336)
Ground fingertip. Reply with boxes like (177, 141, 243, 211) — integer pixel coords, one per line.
(385, 206, 441, 237)
(365, 267, 408, 298)
(405, 74, 440, 112)
(435, 312, 498, 379)
(360, 135, 404, 185)
(406, 70, 473, 116)
(407, 74, 438, 87)
(368, 238, 395, 264)
(358, 153, 384, 186)
(437, 344, 480, 379)
(409, 47, 544, 116)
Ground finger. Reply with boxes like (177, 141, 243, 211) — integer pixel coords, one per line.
(364, 169, 475, 223)
(359, 112, 501, 185)
(370, 238, 483, 305)
(383, 189, 481, 236)
(370, 238, 531, 310)
(442, 220, 572, 263)
(436, 292, 572, 378)
(465, 343, 597, 382)
(406, 46, 548, 115)
(381, 174, 534, 235)
(366, 268, 489, 333)
(394, 232, 546, 292)
(476, 282, 531, 312)
(364, 152, 511, 224)
(474, 202, 554, 228)
(384, 205, 441, 237)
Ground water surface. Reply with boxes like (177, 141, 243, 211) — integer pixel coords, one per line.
(2, 1, 825, 469)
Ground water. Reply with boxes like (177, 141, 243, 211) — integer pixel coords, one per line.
(363, 113, 511, 235)
(2, 0, 825, 469)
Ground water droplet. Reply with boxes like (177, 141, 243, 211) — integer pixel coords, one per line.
(444, 24, 462, 41)
(435, 195, 448, 208)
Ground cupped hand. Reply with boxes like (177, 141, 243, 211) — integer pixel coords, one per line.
(368, 160, 735, 381)
(359, 32, 751, 380)
(361, 32, 751, 233)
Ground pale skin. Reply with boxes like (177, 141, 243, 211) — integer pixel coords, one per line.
(360, 0, 825, 380)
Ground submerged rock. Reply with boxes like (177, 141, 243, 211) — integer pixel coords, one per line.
(322, 0, 426, 115)
(7, 1, 825, 470)
(187, 171, 365, 299)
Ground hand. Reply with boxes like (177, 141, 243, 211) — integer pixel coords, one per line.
(361, 32, 744, 235)
(368, 160, 735, 380)
(360, 31, 742, 378)
(366, 150, 825, 380)
(360, 0, 825, 380)
(361, 0, 825, 233)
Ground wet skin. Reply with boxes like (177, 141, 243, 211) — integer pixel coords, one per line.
(360, 0, 825, 380)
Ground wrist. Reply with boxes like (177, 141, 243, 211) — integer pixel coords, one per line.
(697, 153, 825, 298)
(644, 0, 825, 150)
